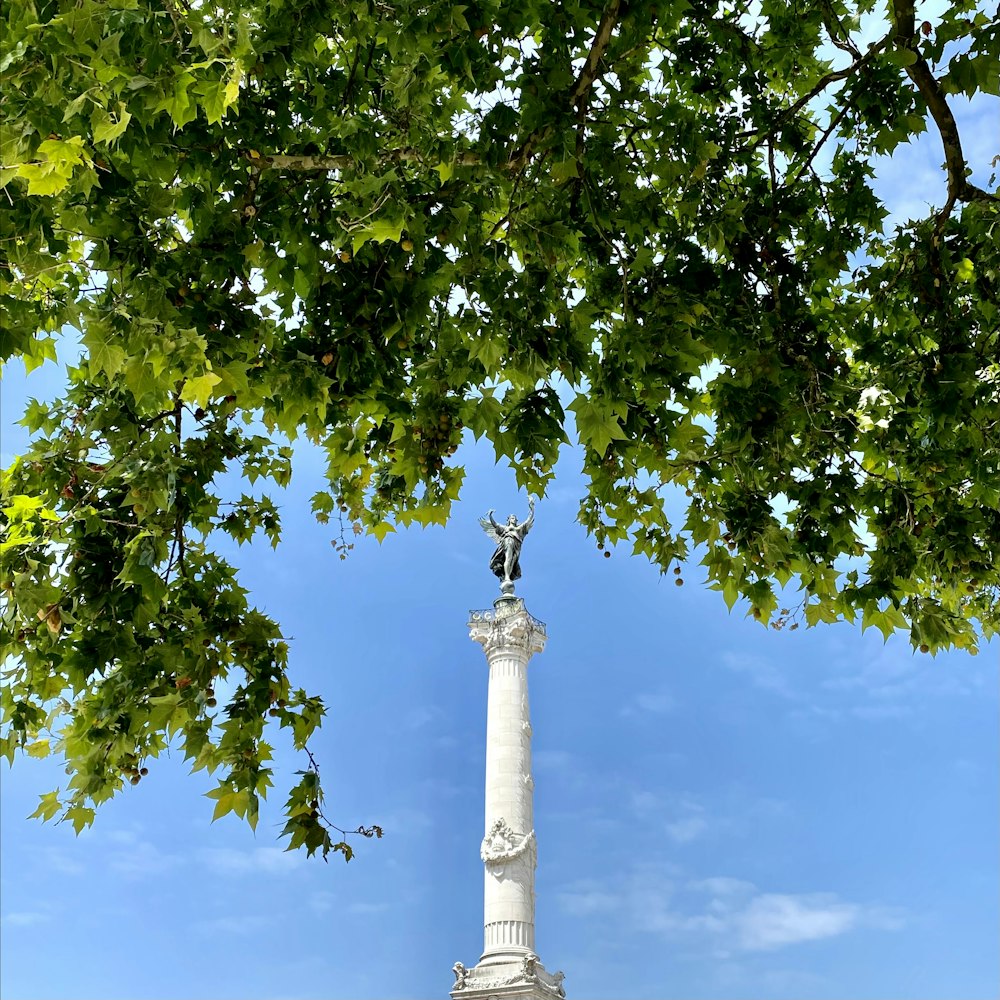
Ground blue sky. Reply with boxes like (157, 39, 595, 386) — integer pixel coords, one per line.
(1, 91, 998, 1000)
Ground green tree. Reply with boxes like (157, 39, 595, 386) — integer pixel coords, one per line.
(2, 0, 997, 855)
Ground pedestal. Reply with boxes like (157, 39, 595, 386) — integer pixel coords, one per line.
(451, 597, 565, 1000)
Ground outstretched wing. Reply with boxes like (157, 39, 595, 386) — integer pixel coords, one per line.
(479, 515, 502, 544)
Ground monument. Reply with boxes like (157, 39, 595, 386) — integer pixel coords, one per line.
(450, 500, 566, 1000)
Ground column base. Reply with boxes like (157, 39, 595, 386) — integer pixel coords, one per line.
(450, 953, 565, 1000)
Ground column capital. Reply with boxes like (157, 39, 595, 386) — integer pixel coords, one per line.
(469, 598, 547, 657)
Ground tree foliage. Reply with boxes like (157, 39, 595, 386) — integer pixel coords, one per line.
(1, 0, 998, 853)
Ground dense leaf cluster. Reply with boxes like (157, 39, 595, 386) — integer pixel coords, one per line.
(1, 0, 997, 852)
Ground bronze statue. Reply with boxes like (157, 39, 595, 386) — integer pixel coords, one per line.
(479, 498, 535, 595)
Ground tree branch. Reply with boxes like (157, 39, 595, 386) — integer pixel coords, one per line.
(739, 33, 891, 145)
(891, 0, 997, 223)
(571, 0, 623, 108)
(251, 2, 625, 179)
(785, 104, 849, 192)
(248, 149, 484, 173)
(819, 0, 861, 59)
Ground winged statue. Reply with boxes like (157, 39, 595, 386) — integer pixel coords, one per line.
(479, 498, 535, 595)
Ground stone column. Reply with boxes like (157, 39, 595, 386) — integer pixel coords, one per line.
(451, 597, 565, 1000)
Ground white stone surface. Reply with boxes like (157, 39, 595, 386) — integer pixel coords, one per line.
(452, 598, 564, 1000)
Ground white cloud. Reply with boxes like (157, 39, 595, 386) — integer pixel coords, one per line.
(665, 814, 708, 844)
(347, 901, 391, 916)
(722, 635, 994, 725)
(629, 790, 712, 844)
(734, 893, 861, 951)
(711, 961, 828, 994)
(687, 876, 756, 898)
(38, 847, 87, 877)
(193, 914, 273, 935)
(851, 703, 912, 721)
(558, 867, 904, 957)
(556, 886, 623, 916)
(720, 650, 797, 699)
(308, 891, 335, 915)
(620, 688, 676, 717)
(198, 846, 302, 876)
(821, 640, 992, 720)
(403, 705, 442, 730)
(2, 910, 49, 927)
(106, 838, 177, 878)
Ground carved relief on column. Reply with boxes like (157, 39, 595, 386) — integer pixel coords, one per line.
(481, 817, 536, 866)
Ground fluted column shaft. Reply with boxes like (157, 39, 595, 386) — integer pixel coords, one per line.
(469, 600, 547, 964)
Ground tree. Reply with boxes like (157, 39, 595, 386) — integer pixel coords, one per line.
(1, 0, 997, 856)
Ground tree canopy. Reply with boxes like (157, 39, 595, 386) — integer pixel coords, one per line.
(1, 0, 997, 856)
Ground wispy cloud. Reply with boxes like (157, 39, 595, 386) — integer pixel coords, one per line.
(687, 876, 756, 898)
(721, 637, 995, 725)
(821, 640, 993, 721)
(734, 893, 863, 951)
(403, 705, 443, 730)
(37, 847, 87, 877)
(557, 867, 904, 957)
(2, 910, 50, 927)
(308, 891, 335, 916)
(710, 961, 828, 994)
(628, 790, 714, 845)
(347, 901, 391, 916)
(106, 837, 177, 879)
(193, 914, 273, 935)
(720, 650, 797, 699)
(197, 846, 302, 876)
(665, 812, 709, 844)
(556, 883, 625, 916)
(620, 687, 676, 718)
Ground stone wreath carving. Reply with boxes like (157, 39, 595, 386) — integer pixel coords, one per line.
(480, 817, 536, 864)
(467, 953, 540, 990)
(452, 957, 565, 996)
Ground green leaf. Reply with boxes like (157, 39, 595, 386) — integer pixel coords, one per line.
(92, 103, 132, 145)
(159, 72, 198, 127)
(569, 395, 629, 457)
(181, 371, 222, 408)
(65, 805, 96, 834)
(124, 357, 161, 403)
(25, 738, 50, 758)
(369, 520, 396, 542)
(551, 159, 579, 183)
(17, 162, 68, 196)
(29, 790, 62, 822)
(861, 602, 908, 642)
(885, 47, 918, 68)
(352, 218, 404, 254)
(82, 326, 127, 377)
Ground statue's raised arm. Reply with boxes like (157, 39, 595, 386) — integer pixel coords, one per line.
(480, 500, 537, 596)
(520, 497, 535, 536)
